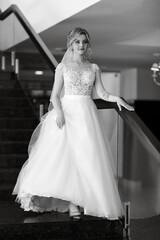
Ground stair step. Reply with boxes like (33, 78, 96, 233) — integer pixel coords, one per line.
(0, 97, 30, 108)
(0, 79, 21, 89)
(0, 72, 11, 81)
(0, 89, 26, 97)
(0, 118, 38, 129)
(0, 142, 28, 154)
(0, 220, 123, 240)
(0, 201, 123, 239)
(0, 107, 37, 118)
(0, 168, 19, 184)
(0, 129, 33, 141)
(0, 154, 27, 168)
(0, 183, 15, 201)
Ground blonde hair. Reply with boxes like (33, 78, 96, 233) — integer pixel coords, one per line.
(66, 27, 91, 59)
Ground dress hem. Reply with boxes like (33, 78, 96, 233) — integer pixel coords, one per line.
(13, 191, 123, 220)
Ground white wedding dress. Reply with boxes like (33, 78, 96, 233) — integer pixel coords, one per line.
(13, 63, 124, 220)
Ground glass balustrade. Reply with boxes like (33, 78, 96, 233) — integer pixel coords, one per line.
(0, 10, 55, 116)
(97, 105, 160, 220)
(97, 108, 119, 179)
(117, 109, 160, 219)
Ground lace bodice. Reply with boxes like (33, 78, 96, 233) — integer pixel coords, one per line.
(55, 63, 100, 96)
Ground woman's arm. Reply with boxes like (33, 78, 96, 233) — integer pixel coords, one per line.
(50, 68, 65, 128)
(94, 69, 134, 111)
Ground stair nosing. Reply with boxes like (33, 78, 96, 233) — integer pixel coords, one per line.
(0, 107, 36, 109)
(0, 168, 20, 172)
(0, 97, 27, 99)
(0, 154, 27, 156)
(0, 129, 33, 132)
(0, 141, 29, 143)
(0, 117, 38, 120)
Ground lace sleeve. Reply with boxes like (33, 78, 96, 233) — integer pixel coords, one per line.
(55, 63, 65, 72)
(92, 63, 101, 72)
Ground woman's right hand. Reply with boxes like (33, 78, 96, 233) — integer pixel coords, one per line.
(117, 97, 134, 112)
(56, 113, 65, 129)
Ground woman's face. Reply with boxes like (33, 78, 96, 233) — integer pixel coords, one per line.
(71, 34, 88, 56)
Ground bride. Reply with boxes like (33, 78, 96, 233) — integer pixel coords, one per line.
(13, 27, 134, 220)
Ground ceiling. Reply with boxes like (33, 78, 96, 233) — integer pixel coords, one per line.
(14, 0, 160, 71)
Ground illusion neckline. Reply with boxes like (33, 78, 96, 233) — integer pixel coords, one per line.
(63, 63, 94, 73)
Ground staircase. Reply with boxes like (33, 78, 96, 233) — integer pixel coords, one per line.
(0, 71, 39, 201)
(0, 70, 124, 239)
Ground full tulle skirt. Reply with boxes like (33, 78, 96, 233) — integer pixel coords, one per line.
(13, 95, 124, 219)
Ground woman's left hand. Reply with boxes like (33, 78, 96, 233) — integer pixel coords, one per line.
(116, 97, 134, 111)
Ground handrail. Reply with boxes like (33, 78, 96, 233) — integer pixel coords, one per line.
(0, 4, 58, 72)
(94, 99, 160, 164)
